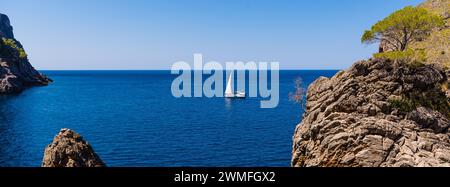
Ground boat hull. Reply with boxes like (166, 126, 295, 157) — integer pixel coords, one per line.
(225, 92, 246, 98)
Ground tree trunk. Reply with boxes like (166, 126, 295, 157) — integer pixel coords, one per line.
(401, 28, 409, 51)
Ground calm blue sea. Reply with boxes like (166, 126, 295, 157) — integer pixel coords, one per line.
(0, 70, 337, 167)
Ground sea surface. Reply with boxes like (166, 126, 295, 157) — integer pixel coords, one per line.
(0, 70, 337, 167)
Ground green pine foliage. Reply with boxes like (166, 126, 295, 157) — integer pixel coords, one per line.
(362, 6, 444, 51)
(373, 49, 427, 62)
(0, 37, 27, 59)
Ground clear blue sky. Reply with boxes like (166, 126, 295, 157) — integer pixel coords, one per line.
(1, 0, 423, 70)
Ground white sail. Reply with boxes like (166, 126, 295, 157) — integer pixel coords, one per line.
(225, 73, 233, 95)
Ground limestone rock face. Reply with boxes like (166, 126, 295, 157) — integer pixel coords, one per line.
(0, 13, 51, 94)
(292, 58, 450, 167)
(42, 128, 106, 167)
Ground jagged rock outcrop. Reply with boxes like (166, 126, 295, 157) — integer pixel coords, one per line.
(42, 128, 105, 167)
(0, 14, 14, 39)
(0, 13, 51, 94)
(292, 58, 450, 167)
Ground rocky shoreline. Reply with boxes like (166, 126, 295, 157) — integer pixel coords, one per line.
(292, 58, 450, 167)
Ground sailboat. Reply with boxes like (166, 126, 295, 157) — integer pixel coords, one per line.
(225, 73, 245, 98)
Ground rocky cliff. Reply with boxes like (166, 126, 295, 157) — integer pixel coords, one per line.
(42, 128, 105, 167)
(292, 58, 450, 167)
(0, 13, 51, 94)
(292, 0, 450, 167)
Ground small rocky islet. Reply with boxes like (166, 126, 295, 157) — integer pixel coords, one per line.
(42, 128, 105, 167)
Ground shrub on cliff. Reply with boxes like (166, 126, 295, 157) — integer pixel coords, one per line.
(362, 6, 444, 52)
(373, 49, 427, 63)
(389, 87, 450, 118)
(289, 77, 307, 107)
(0, 37, 27, 59)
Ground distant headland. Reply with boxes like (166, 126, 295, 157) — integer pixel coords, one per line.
(0, 13, 51, 94)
